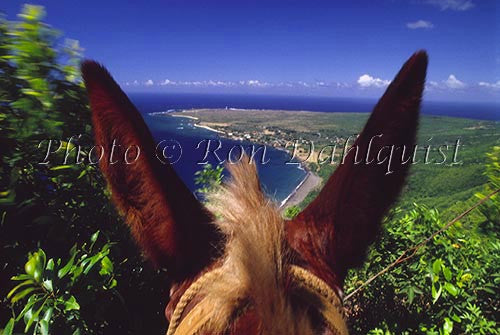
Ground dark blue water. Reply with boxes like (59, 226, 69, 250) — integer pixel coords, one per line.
(132, 94, 307, 204)
(130, 92, 499, 203)
(129, 92, 499, 121)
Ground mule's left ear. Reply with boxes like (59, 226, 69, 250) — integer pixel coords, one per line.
(82, 61, 220, 281)
(287, 51, 428, 280)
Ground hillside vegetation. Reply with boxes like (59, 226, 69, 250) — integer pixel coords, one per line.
(1, 5, 498, 335)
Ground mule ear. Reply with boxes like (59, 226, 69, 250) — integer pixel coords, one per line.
(287, 51, 428, 279)
(81, 61, 219, 280)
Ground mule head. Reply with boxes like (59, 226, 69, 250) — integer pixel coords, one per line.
(81, 50, 427, 331)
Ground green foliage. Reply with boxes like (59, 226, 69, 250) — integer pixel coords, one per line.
(0, 4, 498, 335)
(475, 146, 500, 227)
(4, 233, 117, 335)
(1, 5, 168, 334)
(194, 163, 224, 195)
(283, 205, 300, 219)
(344, 198, 499, 334)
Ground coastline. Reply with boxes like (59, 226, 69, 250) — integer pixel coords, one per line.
(167, 109, 322, 207)
(171, 114, 199, 120)
(193, 123, 225, 134)
(279, 170, 321, 209)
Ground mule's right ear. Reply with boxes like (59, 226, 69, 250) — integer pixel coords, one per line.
(287, 51, 428, 281)
(81, 61, 219, 281)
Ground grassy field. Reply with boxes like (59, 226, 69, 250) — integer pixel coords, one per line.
(175, 109, 499, 219)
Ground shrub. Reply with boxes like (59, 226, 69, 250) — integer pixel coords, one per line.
(3, 232, 117, 335)
(1, 5, 168, 334)
(344, 189, 499, 333)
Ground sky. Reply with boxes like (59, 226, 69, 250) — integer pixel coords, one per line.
(2, 0, 499, 102)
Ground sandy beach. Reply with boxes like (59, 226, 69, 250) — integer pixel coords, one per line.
(170, 109, 323, 208)
(193, 123, 225, 133)
(280, 171, 322, 208)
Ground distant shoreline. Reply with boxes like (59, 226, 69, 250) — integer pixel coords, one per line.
(135, 92, 500, 121)
(166, 109, 322, 208)
(193, 123, 225, 133)
(159, 110, 319, 207)
(279, 170, 321, 209)
(170, 114, 199, 120)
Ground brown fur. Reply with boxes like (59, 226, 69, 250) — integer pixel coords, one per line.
(287, 51, 428, 283)
(203, 159, 313, 334)
(82, 61, 221, 280)
(81, 50, 428, 334)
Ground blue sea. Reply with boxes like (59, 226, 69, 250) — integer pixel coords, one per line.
(130, 92, 499, 203)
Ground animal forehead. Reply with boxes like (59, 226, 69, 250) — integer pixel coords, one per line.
(166, 265, 348, 335)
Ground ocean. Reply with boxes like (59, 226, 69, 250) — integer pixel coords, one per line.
(129, 92, 499, 120)
(130, 92, 499, 204)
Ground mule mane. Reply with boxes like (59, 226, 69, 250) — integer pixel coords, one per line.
(203, 159, 313, 334)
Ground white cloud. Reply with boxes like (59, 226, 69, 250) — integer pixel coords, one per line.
(425, 80, 441, 91)
(315, 81, 327, 87)
(213, 80, 236, 87)
(160, 79, 176, 86)
(478, 81, 500, 90)
(126, 75, 500, 96)
(244, 80, 271, 87)
(429, 81, 439, 87)
(444, 74, 465, 89)
(407, 20, 434, 29)
(132, 77, 356, 89)
(127, 78, 364, 90)
(425, 0, 475, 11)
(159, 79, 237, 87)
(336, 82, 351, 88)
(357, 74, 391, 88)
(276, 82, 294, 88)
(297, 81, 310, 88)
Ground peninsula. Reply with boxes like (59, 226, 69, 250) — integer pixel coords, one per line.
(171, 108, 499, 216)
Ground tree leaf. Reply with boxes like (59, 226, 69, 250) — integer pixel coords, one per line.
(64, 295, 80, 311)
(479, 286, 495, 295)
(11, 286, 37, 303)
(90, 231, 99, 243)
(443, 317, 453, 334)
(42, 306, 53, 322)
(99, 256, 113, 276)
(444, 282, 458, 297)
(16, 295, 37, 322)
(46, 258, 55, 271)
(24, 301, 45, 333)
(443, 266, 452, 282)
(33, 250, 46, 282)
(42, 279, 53, 292)
(407, 287, 415, 304)
(11, 274, 33, 281)
(50, 165, 73, 170)
(7, 279, 35, 299)
(57, 252, 76, 279)
(39, 319, 49, 335)
(83, 252, 108, 275)
(432, 259, 442, 275)
(3, 318, 15, 335)
(432, 283, 442, 304)
(39, 307, 53, 335)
